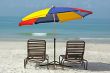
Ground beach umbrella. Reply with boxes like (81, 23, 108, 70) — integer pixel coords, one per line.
(19, 6, 92, 68)
(19, 7, 92, 26)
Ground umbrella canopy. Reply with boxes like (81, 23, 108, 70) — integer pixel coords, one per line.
(19, 7, 92, 26)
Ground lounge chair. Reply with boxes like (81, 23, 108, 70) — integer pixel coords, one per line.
(59, 40, 88, 70)
(24, 39, 49, 69)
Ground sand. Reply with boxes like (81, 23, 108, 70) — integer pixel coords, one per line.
(0, 40, 110, 73)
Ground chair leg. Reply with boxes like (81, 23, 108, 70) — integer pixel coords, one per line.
(82, 60, 88, 70)
(59, 56, 60, 64)
(59, 55, 62, 64)
(84, 60, 88, 70)
(24, 58, 28, 68)
(62, 60, 65, 70)
(59, 55, 64, 65)
(81, 61, 83, 66)
(46, 55, 49, 69)
(47, 59, 49, 69)
(61, 58, 63, 65)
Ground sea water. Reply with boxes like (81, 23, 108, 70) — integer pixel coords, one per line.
(0, 16, 110, 41)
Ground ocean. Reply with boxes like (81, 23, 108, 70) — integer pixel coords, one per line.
(0, 16, 110, 41)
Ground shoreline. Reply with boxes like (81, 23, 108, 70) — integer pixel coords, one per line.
(1, 37, 110, 43)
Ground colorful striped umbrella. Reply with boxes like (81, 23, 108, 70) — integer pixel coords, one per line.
(19, 6, 92, 68)
(19, 7, 92, 26)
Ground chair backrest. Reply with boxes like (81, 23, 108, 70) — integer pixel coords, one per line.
(66, 40, 85, 61)
(27, 39, 46, 61)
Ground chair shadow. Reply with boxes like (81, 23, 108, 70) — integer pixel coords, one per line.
(25, 62, 110, 71)
(60, 62, 110, 71)
(88, 62, 110, 71)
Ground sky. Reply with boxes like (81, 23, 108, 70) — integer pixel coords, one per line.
(0, 0, 110, 19)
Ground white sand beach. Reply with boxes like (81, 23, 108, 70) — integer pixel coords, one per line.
(0, 40, 110, 73)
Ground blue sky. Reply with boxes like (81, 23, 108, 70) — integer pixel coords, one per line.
(0, 0, 110, 19)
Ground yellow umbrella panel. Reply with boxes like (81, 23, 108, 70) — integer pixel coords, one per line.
(22, 8, 51, 21)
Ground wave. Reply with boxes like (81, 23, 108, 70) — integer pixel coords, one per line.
(19, 32, 56, 36)
(80, 38, 110, 40)
(32, 33, 47, 36)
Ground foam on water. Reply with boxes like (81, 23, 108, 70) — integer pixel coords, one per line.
(32, 33, 47, 36)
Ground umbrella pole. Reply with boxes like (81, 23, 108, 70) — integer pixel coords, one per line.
(53, 14, 56, 69)
(53, 14, 60, 69)
(49, 14, 59, 69)
(54, 37, 56, 68)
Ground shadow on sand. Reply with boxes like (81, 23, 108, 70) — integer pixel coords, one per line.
(57, 62, 110, 71)
(88, 62, 110, 71)
(25, 62, 110, 71)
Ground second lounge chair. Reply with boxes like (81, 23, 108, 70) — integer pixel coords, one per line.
(59, 40, 88, 70)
